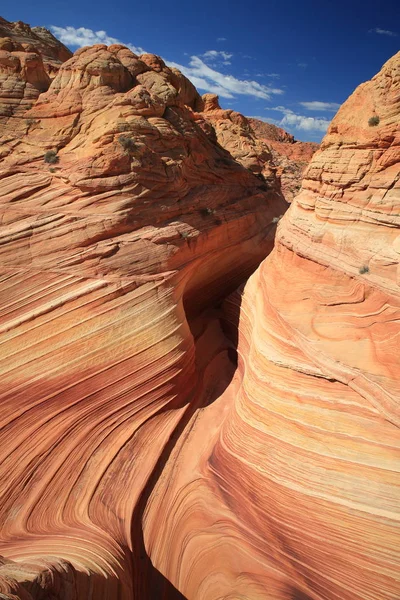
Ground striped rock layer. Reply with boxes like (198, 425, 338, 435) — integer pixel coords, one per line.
(0, 23, 399, 600)
(144, 51, 400, 599)
(0, 33, 285, 600)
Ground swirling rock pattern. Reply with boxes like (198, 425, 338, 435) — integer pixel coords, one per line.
(0, 19, 399, 599)
(0, 26, 285, 600)
(144, 51, 400, 599)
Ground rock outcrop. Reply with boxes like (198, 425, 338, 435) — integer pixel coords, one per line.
(0, 17, 72, 73)
(0, 31, 285, 600)
(249, 117, 319, 201)
(0, 17, 71, 122)
(0, 18, 399, 600)
(144, 50, 400, 599)
(194, 94, 279, 190)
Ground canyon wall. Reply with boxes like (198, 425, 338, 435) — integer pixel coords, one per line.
(0, 24, 285, 600)
(144, 50, 400, 600)
(0, 18, 399, 600)
(248, 118, 319, 201)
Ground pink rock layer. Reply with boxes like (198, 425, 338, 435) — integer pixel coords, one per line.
(0, 28, 285, 600)
(144, 50, 400, 599)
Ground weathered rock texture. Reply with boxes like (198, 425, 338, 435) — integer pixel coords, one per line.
(143, 51, 400, 599)
(0, 18, 399, 600)
(0, 17, 72, 123)
(0, 17, 72, 73)
(0, 30, 285, 600)
(248, 117, 319, 201)
(194, 94, 279, 190)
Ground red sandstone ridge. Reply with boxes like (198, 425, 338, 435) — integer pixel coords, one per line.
(193, 94, 279, 190)
(0, 18, 399, 600)
(0, 17, 72, 75)
(248, 117, 319, 201)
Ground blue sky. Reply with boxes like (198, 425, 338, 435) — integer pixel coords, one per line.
(4, 0, 399, 141)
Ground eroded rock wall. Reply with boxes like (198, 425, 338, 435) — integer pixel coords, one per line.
(144, 51, 400, 600)
(0, 37, 285, 600)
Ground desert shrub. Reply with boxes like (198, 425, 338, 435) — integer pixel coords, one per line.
(272, 215, 283, 224)
(180, 231, 190, 239)
(44, 150, 59, 164)
(49, 167, 56, 173)
(359, 265, 369, 274)
(368, 116, 380, 127)
(199, 207, 215, 217)
(118, 135, 136, 152)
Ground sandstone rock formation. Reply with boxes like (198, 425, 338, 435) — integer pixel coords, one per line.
(0, 18, 399, 600)
(249, 117, 319, 201)
(143, 51, 400, 599)
(0, 30, 285, 600)
(194, 94, 279, 190)
(0, 17, 72, 73)
(0, 18, 72, 123)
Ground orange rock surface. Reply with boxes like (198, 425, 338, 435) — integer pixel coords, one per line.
(0, 18, 399, 600)
(144, 51, 400, 599)
(0, 17, 72, 73)
(194, 94, 279, 191)
(0, 30, 285, 600)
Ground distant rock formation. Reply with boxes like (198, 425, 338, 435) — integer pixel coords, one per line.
(0, 16, 399, 600)
(0, 17, 72, 74)
(249, 117, 319, 201)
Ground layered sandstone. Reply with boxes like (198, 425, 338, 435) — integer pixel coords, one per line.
(0, 17, 72, 73)
(0, 19, 399, 600)
(249, 117, 319, 201)
(144, 50, 400, 599)
(0, 36, 285, 600)
(195, 94, 279, 190)
(0, 17, 71, 124)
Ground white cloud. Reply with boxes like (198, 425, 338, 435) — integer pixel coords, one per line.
(298, 62, 308, 68)
(167, 56, 284, 99)
(281, 112, 330, 132)
(299, 101, 340, 112)
(50, 25, 146, 55)
(201, 50, 233, 65)
(369, 27, 397, 37)
(217, 37, 227, 42)
(262, 106, 331, 133)
(49, 26, 283, 102)
(255, 73, 280, 79)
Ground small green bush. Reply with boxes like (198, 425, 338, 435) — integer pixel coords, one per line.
(44, 150, 59, 164)
(118, 135, 136, 152)
(180, 231, 190, 239)
(49, 167, 56, 173)
(199, 207, 215, 217)
(368, 116, 380, 127)
(359, 265, 369, 274)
